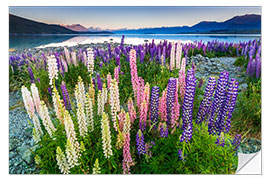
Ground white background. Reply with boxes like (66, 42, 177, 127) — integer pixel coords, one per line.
(1, 0, 269, 179)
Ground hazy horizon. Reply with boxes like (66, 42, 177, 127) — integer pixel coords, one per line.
(9, 6, 261, 30)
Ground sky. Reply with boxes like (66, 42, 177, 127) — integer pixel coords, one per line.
(9, 6, 261, 30)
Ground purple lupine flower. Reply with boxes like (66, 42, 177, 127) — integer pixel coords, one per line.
(48, 87, 52, 96)
(37, 78, 40, 83)
(92, 78, 96, 88)
(178, 149, 185, 161)
(61, 81, 71, 110)
(116, 55, 120, 67)
(140, 51, 145, 64)
(208, 71, 229, 135)
(149, 86, 160, 129)
(166, 78, 177, 126)
(160, 122, 168, 138)
(196, 77, 216, 124)
(162, 46, 166, 66)
(180, 69, 196, 143)
(136, 129, 146, 155)
(216, 78, 239, 134)
(232, 134, 242, 151)
(256, 53, 261, 79)
(215, 135, 225, 147)
(28, 67, 35, 82)
(97, 73, 102, 91)
(197, 79, 204, 89)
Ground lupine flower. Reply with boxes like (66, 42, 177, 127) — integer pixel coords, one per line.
(56, 146, 70, 174)
(32, 114, 43, 140)
(196, 77, 216, 124)
(122, 113, 134, 174)
(166, 78, 177, 126)
(52, 88, 66, 124)
(97, 90, 102, 116)
(88, 80, 95, 104)
(85, 93, 94, 132)
(171, 81, 180, 128)
(61, 81, 71, 110)
(129, 49, 139, 103)
(159, 122, 169, 138)
(66, 139, 79, 168)
(159, 89, 167, 122)
(216, 78, 239, 134)
(208, 71, 229, 135)
(64, 110, 80, 157)
(97, 73, 102, 91)
(77, 103, 88, 137)
(180, 69, 196, 143)
(64, 47, 71, 64)
(74, 76, 85, 108)
(170, 42, 176, 70)
(101, 112, 113, 158)
(92, 159, 101, 174)
(136, 129, 146, 155)
(107, 73, 112, 89)
(215, 134, 225, 147)
(109, 79, 120, 131)
(32, 128, 41, 143)
(136, 77, 145, 108)
(48, 87, 52, 96)
(139, 100, 148, 131)
(40, 101, 56, 138)
(149, 86, 160, 129)
(21, 85, 35, 118)
(232, 134, 242, 151)
(127, 98, 136, 125)
(71, 51, 77, 66)
(114, 66, 119, 84)
(178, 149, 185, 161)
(28, 67, 35, 82)
(178, 57, 186, 100)
(102, 83, 108, 105)
(47, 55, 58, 87)
(87, 48, 94, 74)
(175, 41, 182, 69)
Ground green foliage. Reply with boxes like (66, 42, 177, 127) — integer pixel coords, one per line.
(233, 56, 248, 68)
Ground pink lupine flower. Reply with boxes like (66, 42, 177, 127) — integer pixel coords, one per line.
(136, 77, 145, 108)
(139, 100, 147, 131)
(128, 98, 137, 125)
(171, 81, 180, 129)
(107, 73, 112, 89)
(129, 49, 139, 101)
(114, 66, 119, 84)
(178, 57, 186, 100)
(159, 89, 167, 122)
(117, 110, 126, 132)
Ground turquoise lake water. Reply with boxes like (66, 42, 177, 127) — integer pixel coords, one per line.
(9, 34, 261, 50)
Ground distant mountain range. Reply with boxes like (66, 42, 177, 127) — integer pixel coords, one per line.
(113, 14, 261, 34)
(9, 14, 112, 35)
(9, 13, 261, 35)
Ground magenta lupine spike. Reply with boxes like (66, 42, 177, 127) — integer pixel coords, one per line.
(178, 57, 186, 100)
(216, 78, 239, 134)
(136, 129, 146, 155)
(208, 71, 229, 135)
(136, 77, 145, 108)
(139, 100, 147, 131)
(196, 77, 216, 124)
(159, 89, 167, 122)
(114, 66, 119, 84)
(159, 122, 168, 138)
(107, 73, 112, 89)
(180, 69, 196, 143)
(149, 86, 160, 129)
(128, 98, 137, 126)
(117, 110, 125, 132)
(129, 49, 139, 102)
(166, 78, 177, 126)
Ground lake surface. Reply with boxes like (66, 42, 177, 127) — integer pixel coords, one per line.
(9, 34, 261, 50)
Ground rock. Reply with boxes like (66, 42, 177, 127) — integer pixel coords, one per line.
(22, 149, 34, 164)
(9, 138, 20, 150)
(239, 83, 248, 91)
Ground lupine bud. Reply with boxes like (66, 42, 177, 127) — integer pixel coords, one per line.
(180, 69, 196, 143)
(56, 146, 70, 174)
(92, 159, 101, 174)
(101, 112, 113, 158)
(232, 134, 242, 151)
(196, 77, 216, 124)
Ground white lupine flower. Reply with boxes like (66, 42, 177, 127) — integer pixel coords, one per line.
(97, 90, 102, 116)
(175, 40, 182, 69)
(71, 51, 77, 66)
(170, 42, 176, 70)
(30, 83, 41, 115)
(85, 93, 94, 132)
(47, 55, 58, 87)
(32, 114, 43, 138)
(102, 83, 108, 105)
(21, 86, 35, 118)
(74, 76, 85, 108)
(101, 112, 113, 158)
(64, 47, 71, 64)
(56, 146, 70, 174)
(83, 51, 87, 66)
(87, 48, 94, 74)
(52, 88, 65, 124)
(64, 111, 80, 156)
(40, 101, 56, 138)
(77, 103, 88, 137)
(61, 57, 68, 72)
(65, 139, 79, 168)
(92, 159, 101, 174)
(109, 79, 120, 130)
(32, 128, 41, 143)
